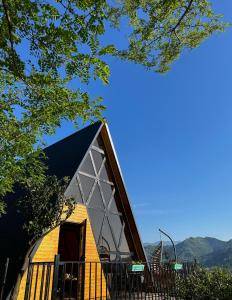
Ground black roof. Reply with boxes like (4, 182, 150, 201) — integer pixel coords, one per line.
(44, 121, 102, 178)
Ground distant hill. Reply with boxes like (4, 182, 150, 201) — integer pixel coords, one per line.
(144, 237, 232, 269)
(144, 241, 180, 259)
(144, 241, 181, 247)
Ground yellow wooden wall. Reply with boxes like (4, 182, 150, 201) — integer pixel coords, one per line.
(17, 204, 108, 300)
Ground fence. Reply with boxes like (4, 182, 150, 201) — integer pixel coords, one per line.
(23, 256, 195, 300)
(0, 258, 9, 300)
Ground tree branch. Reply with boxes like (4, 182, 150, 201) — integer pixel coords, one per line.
(2, 0, 14, 55)
(1, 0, 30, 85)
(171, 0, 194, 32)
(173, 30, 182, 44)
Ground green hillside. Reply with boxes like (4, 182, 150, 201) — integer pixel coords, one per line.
(172, 237, 226, 260)
(144, 237, 232, 269)
(200, 240, 232, 268)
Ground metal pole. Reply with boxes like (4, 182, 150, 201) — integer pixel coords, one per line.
(51, 254, 60, 300)
(158, 229, 177, 262)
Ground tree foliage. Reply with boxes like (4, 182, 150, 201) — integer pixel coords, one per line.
(16, 175, 76, 243)
(113, 0, 228, 72)
(0, 0, 228, 209)
(176, 266, 232, 299)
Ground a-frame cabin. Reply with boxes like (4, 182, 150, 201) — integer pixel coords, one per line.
(0, 122, 146, 299)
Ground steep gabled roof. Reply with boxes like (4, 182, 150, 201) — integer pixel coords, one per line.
(0, 121, 147, 298)
(44, 121, 102, 178)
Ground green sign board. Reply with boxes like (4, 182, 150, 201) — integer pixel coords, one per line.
(172, 263, 183, 270)
(128, 264, 145, 272)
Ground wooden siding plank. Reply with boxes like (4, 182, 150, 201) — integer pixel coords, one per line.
(17, 204, 108, 300)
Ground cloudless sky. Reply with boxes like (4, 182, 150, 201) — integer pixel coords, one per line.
(44, 0, 232, 243)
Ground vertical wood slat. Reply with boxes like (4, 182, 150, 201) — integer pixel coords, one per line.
(44, 264, 51, 300)
(39, 264, 45, 300)
(33, 265, 39, 300)
(51, 255, 60, 300)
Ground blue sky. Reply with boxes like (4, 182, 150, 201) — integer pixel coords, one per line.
(44, 0, 232, 243)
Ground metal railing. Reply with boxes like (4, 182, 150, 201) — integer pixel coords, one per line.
(24, 256, 195, 300)
(24, 260, 55, 300)
(0, 258, 9, 300)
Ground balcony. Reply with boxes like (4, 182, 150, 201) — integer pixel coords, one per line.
(22, 256, 194, 300)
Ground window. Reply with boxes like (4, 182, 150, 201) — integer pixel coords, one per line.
(100, 217, 116, 253)
(119, 227, 131, 253)
(80, 153, 95, 176)
(88, 208, 104, 244)
(88, 184, 104, 209)
(100, 182, 114, 207)
(93, 135, 104, 150)
(67, 178, 83, 204)
(91, 150, 104, 174)
(73, 134, 134, 261)
(99, 161, 113, 182)
(78, 174, 95, 202)
(108, 213, 122, 248)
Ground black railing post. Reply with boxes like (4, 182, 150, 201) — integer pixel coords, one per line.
(51, 254, 60, 300)
(24, 258, 32, 300)
(0, 257, 9, 300)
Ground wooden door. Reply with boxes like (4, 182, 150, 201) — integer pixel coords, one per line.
(58, 221, 86, 300)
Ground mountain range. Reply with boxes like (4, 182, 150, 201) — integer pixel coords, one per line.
(144, 237, 232, 269)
